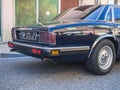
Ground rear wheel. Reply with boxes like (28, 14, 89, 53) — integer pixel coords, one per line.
(86, 39, 116, 75)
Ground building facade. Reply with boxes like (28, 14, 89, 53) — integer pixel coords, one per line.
(0, 0, 119, 42)
(0, 0, 1, 41)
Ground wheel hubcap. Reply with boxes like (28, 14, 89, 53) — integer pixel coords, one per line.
(98, 45, 113, 70)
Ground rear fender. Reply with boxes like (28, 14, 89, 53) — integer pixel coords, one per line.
(88, 34, 116, 58)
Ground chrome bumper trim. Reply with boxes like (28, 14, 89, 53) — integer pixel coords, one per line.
(12, 42, 90, 52)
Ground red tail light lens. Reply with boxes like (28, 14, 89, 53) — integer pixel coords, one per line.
(31, 48, 42, 55)
(31, 49, 37, 53)
(8, 42, 14, 48)
(40, 32, 56, 45)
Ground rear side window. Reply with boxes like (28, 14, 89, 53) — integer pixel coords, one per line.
(84, 6, 104, 20)
(114, 8, 120, 23)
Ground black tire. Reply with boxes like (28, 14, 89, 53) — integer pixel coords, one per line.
(86, 39, 116, 75)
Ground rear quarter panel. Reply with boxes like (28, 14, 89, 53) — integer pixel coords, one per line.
(53, 27, 111, 48)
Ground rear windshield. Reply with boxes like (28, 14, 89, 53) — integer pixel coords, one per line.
(55, 5, 101, 21)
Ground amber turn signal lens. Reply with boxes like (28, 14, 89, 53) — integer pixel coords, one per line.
(51, 50, 59, 56)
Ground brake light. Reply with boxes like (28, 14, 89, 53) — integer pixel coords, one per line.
(31, 48, 42, 55)
(40, 32, 56, 45)
(8, 42, 14, 48)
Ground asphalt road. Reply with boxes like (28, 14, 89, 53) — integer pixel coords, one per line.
(0, 57, 120, 90)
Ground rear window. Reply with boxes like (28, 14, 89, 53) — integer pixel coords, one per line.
(54, 5, 100, 21)
(75, 5, 93, 11)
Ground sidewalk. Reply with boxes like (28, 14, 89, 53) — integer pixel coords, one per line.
(0, 43, 25, 58)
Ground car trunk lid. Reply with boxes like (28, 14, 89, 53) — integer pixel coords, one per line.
(12, 27, 56, 46)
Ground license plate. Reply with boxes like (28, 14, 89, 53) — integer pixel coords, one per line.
(18, 31, 38, 41)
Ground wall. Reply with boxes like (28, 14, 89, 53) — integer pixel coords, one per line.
(0, 0, 1, 41)
(116, 0, 120, 4)
(79, 0, 94, 5)
(79, 0, 114, 5)
(61, 0, 79, 12)
(1, 0, 15, 42)
(109, 0, 114, 4)
(100, 0, 114, 4)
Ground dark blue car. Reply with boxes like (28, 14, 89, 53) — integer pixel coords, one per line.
(8, 5, 120, 75)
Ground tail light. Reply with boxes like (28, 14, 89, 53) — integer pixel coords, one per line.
(8, 42, 14, 48)
(31, 48, 42, 55)
(40, 32, 56, 45)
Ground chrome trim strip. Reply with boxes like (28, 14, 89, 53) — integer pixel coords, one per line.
(14, 29, 17, 40)
(12, 42, 90, 52)
(60, 46, 90, 51)
(17, 28, 33, 30)
(111, 6, 114, 23)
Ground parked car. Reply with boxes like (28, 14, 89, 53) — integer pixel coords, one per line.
(8, 4, 120, 75)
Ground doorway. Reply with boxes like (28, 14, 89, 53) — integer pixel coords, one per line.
(15, 0, 36, 26)
(15, 0, 59, 26)
(38, 0, 59, 24)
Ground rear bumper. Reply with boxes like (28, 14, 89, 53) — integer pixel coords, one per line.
(8, 41, 90, 59)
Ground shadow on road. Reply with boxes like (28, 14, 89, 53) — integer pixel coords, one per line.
(6, 58, 120, 77)
(13, 59, 91, 76)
